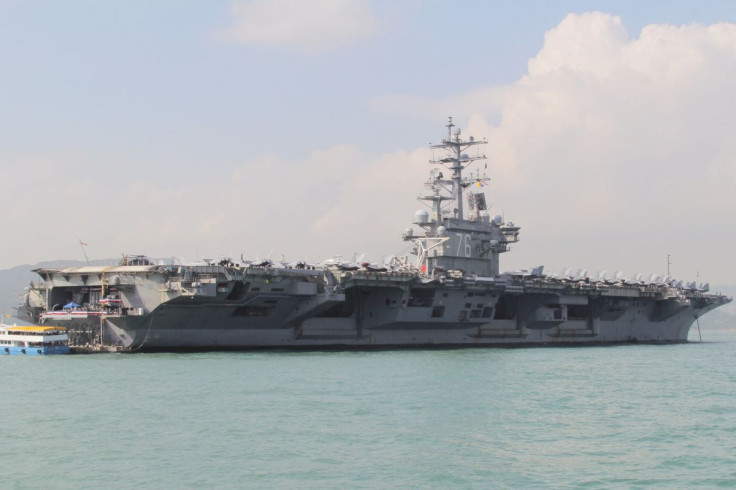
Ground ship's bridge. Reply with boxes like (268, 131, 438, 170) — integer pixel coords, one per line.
(406, 117, 522, 278)
(421, 217, 519, 277)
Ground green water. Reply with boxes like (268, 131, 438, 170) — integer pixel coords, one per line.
(2, 328, 735, 489)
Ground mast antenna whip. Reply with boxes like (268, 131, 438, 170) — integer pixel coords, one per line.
(79, 239, 89, 265)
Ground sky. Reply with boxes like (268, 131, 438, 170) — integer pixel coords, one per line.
(1, 0, 735, 287)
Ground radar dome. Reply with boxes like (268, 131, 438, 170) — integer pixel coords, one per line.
(436, 226, 447, 236)
(493, 215, 503, 225)
(414, 210, 430, 224)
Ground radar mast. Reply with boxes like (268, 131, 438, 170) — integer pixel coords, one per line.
(405, 117, 518, 278)
(429, 117, 488, 220)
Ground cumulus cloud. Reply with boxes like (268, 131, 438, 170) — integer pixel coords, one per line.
(4, 12, 735, 286)
(376, 13, 736, 284)
(475, 13, 736, 283)
(220, 0, 380, 53)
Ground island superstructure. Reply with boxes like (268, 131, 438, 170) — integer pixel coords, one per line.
(17, 118, 730, 350)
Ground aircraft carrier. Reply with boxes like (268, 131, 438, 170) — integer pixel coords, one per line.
(18, 118, 731, 350)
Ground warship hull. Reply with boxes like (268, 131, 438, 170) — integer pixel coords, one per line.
(100, 287, 719, 350)
(19, 251, 729, 353)
(18, 234, 730, 353)
(105, 318, 698, 351)
(17, 118, 731, 351)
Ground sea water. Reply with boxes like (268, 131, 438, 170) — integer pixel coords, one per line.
(1, 328, 735, 489)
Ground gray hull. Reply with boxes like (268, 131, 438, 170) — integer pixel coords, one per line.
(19, 119, 732, 352)
(98, 281, 723, 350)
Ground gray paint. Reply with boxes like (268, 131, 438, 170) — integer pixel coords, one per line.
(17, 120, 731, 350)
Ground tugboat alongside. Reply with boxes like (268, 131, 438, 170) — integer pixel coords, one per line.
(1, 324, 70, 355)
(17, 118, 731, 351)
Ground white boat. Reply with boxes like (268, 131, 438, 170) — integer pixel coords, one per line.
(0, 324, 70, 355)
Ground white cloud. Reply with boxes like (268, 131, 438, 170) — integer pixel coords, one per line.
(220, 0, 380, 53)
(489, 14, 736, 284)
(528, 11, 629, 78)
(375, 13, 736, 284)
(0, 144, 429, 268)
(4, 12, 735, 287)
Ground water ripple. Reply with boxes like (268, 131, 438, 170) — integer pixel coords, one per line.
(1, 329, 735, 488)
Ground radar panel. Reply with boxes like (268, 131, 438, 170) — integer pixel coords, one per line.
(467, 192, 486, 211)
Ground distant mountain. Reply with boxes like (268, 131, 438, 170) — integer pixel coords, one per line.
(700, 286, 736, 329)
(698, 308, 735, 329)
(0, 264, 36, 317)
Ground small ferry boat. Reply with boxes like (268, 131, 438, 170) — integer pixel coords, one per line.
(0, 324, 70, 355)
